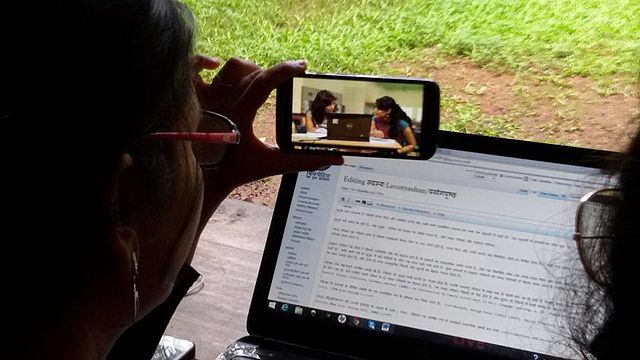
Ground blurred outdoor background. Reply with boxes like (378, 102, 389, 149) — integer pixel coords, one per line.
(184, 0, 639, 206)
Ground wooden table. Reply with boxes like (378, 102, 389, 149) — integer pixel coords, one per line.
(293, 137, 402, 151)
(165, 199, 274, 360)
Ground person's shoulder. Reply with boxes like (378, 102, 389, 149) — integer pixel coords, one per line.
(399, 119, 410, 129)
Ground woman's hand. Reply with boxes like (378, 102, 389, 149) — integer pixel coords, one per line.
(304, 112, 317, 133)
(193, 56, 343, 219)
(370, 120, 384, 138)
(371, 129, 385, 138)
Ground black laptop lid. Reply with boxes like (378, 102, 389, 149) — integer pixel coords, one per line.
(326, 114, 372, 141)
(248, 131, 618, 360)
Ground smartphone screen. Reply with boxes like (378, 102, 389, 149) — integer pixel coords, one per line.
(276, 73, 439, 160)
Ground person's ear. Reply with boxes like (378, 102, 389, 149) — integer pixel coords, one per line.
(108, 153, 135, 222)
(106, 152, 140, 259)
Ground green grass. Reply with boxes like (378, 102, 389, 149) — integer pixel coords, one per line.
(184, 0, 638, 144)
(440, 96, 520, 138)
(185, 0, 639, 81)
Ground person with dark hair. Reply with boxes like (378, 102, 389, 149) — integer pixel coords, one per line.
(370, 96, 417, 154)
(568, 127, 639, 359)
(305, 89, 337, 132)
(1, 1, 340, 359)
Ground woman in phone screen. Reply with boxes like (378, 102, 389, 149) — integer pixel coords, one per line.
(305, 89, 337, 132)
(370, 96, 417, 154)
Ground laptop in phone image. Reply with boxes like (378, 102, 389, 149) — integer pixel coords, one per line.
(326, 113, 372, 142)
(220, 131, 616, 360)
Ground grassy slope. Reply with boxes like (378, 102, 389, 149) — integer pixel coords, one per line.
(185, 0, 638, 78)
(184, 0, 639, 138)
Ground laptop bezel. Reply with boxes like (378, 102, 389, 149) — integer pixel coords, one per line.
(247, 131, 620, 359)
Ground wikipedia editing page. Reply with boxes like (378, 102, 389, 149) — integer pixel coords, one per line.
(269, 153, 606, 357)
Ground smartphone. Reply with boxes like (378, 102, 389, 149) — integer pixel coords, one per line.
(276, 72, 439, 160)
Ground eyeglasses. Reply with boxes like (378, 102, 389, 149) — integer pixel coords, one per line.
(144, 110, 241, 168)
(573, 188, 622, 286)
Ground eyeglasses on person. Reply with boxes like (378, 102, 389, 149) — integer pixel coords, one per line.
(144, 110, 241, 168)
(573, 188, 622, 286)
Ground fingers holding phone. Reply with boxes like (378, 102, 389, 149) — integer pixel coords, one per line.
(193, 58, 342, 212)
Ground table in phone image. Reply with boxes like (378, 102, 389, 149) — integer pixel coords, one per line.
(293, 136, 402, 152)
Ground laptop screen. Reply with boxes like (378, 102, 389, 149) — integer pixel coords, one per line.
(252, 133, 615, 360)
(327, 114, 372, 141)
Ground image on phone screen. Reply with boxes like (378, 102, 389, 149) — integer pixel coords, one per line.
(277, 74, 439, 160)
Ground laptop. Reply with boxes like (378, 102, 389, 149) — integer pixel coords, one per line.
(326, 113, 372, 142)
(222, 131, 617, 360)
